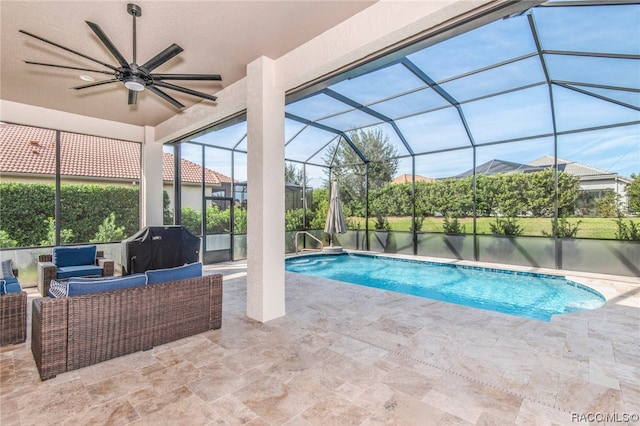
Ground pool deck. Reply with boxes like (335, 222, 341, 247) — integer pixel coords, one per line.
(1, 254, 639, 425)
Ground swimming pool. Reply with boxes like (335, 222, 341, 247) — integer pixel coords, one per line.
(285, 253, 605, 321)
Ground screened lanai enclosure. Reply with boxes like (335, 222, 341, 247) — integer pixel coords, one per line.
(166, 1, 639, 276)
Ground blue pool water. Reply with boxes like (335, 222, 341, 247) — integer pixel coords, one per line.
(285, 254, 605, 321)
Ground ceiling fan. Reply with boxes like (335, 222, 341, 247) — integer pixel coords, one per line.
(20, 3, 221, 109)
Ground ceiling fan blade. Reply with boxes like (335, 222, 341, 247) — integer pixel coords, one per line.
(19, 29, 118, 71)
(24, 61, 114, 76)
(128, 90, 138, 105)
(72, 79, 119, 90)
(139, 44, 183, 73)
(86, 21, 130, 68)
(151, 73, 222, 81)
(147, 86, 185, 109)
(153, 81, 217, 102)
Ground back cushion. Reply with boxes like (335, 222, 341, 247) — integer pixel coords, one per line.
(53, 245, 97, 267)
(0, 259, 15, 279)
(145, 262, 202, 285)
(67, 274, 147, 297)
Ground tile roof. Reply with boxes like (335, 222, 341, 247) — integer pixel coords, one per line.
(0, 123, 231, 185)
(162, 154, 232, 185)
(527, 155, 628, 180)
(391, 174, 435, 184)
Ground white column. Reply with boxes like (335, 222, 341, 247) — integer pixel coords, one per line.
(141, 125, 163, 227)
(246, 56, 286, 322)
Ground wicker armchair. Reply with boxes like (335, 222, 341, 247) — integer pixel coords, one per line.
(0, 268, 27, 346)
(38, 250, 115, 296)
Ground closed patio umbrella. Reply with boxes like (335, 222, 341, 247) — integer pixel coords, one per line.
(324, 180, 346, 247)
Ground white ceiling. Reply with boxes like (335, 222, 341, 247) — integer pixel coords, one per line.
(0, 1, 376, 127)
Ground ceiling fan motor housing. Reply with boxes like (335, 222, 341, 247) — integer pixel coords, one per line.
(127, 3, 142, 17)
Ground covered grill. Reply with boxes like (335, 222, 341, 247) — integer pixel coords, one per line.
(121, 226, 201, 275)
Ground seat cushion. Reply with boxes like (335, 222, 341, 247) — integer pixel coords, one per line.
(0, 277, 21, 294)
(52, 245, 97, 268)
(145, 262, 203, 285)
(56, 265, 103, 279)
(67, 274, 148, 297)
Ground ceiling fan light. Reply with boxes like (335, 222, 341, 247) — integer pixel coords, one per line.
(124, 77, 145, 91)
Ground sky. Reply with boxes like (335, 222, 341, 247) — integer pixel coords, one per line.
(171, 2, 639, 187)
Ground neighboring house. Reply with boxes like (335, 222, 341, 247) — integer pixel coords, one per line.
(527, 155, 631, 209)
(0, 123, 233, 211)
(455, 155, 632, 210)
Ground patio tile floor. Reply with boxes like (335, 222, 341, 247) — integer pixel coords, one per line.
(1, 255, 638, 425)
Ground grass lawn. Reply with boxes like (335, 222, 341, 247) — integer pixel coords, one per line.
(351, 216, 640, 239)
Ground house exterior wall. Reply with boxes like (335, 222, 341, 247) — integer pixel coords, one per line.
(580, 177, 629, 209)
(163, 182, 218, 217)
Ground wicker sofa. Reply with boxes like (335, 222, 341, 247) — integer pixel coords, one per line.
(0, 291, 27, 346)
(31, 273, 223, 380)
(38, 247, 115, 296)
(0, 266, 27, 346)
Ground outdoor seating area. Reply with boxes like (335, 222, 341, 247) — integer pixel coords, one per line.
(37, 245, 115, 296)
(32, 271, 223, 380)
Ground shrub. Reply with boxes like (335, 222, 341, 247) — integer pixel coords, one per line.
(90, 213, 127, 243)
(285, 209, 305, 231)
(615, 213, 640, 240)
(0, 182, 139, 246)
(181, 207, 202, 235)
(595, 191, 618, 218)
(410, 216, 425, 232)
(374, 215, 390, 231)
(628, 174, 640, 214)
(234, 207, 247, 234)
(0, 230, 17, 248)
(442, 216, 465, 234)
(163, 191, 174, 225)
(543, 217, 581, 238)
(489, 217, 523, 236)
(40, 217, 74, 246)
(205, 205, 229, 233)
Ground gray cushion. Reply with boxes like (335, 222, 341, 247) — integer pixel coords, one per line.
(0, 259, 15, 279)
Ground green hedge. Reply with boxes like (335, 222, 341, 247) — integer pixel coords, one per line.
(0, 182, 139, 247)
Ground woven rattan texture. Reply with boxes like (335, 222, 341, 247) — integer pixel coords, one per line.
(0, 291, 27, 346)
(31, 273, 223, 380)
(37, 250, 115, 296)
